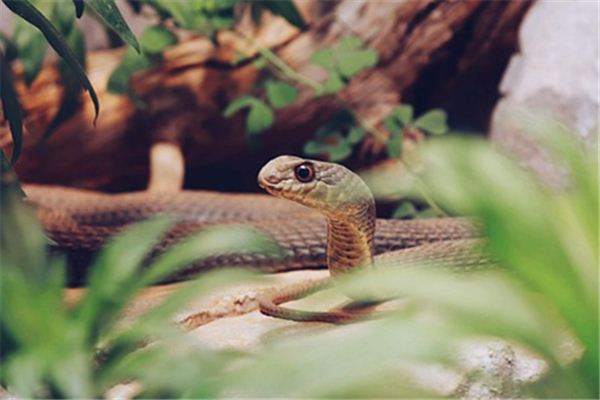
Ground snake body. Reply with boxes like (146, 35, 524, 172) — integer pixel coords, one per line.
(24, 183, 480, 285)
(256, 156, 490, 323)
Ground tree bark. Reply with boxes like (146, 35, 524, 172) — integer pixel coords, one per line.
(0, 0, 533, 191)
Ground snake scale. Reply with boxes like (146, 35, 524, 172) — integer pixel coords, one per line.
(25, 184, 480, 286)
(24, 156, 487, 321)
(256, 156, 490, 322)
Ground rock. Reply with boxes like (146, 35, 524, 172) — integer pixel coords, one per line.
(490, 0, 598, 186)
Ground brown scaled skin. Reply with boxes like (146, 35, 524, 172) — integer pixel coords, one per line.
(257, 156, 490, 323)
(257, 156, 380, 323)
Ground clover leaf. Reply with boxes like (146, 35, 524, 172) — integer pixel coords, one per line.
(224, 95, 274, 135)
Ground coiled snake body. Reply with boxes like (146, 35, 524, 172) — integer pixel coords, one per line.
(256, 156, 490, 323)
(24, 156, 488, 322)
(25, 178, 480, 286)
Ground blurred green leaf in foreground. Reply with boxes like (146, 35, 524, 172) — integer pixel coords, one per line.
(0, 190, 267, 397)
(0, 114, 597, 397)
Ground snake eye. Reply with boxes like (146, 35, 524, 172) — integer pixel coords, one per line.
(294, 162, 315, 183)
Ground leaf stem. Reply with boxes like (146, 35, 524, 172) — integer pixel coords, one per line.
(236, 31, 321, 91)
(234, 30, 387, 143)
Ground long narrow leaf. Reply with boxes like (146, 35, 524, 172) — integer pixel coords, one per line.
(3, 0, 100, 122)
(0, 50, 23, 164)
(259, 0, 307, 30)
(73, 0, 84, 18)
(42, 23, 85, 140)
(12, 10, 47, 85)
(75, 218, 174, 341)
(86, 0, 140, 53)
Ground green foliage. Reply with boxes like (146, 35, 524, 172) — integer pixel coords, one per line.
(382, 104, 449, 159)
(1, 117, 597, 397)
(311, 36, 378, 95)
(265, 79, 298, 109)
(339, 120, 597, 397)
(86, 0, 140, 52)
(414, 109, 448, 135)
(0, 51, 23, 164)
(107, 47, 151, 95)
(151, 0, 236, 35)
(223, 95, 274, 135)
(42, 4, 87, 140)
(224, 35, 382, 142)
(0, 192, 271, 398)
(419, 119, 598, 395)
(73, 0, 84, 18)
(250, 0, 307, 30)
(303, 111, 365, 162)
(107, 25, 176, 101)
(10, 0, 50, 86)
(1, 0, 305, 164)
(3, 0, 99, 121)
(391, 201, 417, 219)
(140, 25, 177, 54)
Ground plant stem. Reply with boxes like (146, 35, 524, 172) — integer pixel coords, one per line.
(236, 31, 321, 91)
(234, 30, 387, 143)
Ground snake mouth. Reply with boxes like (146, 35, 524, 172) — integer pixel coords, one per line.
(257, 177, 278, 196)
(258, 181, 281, 196)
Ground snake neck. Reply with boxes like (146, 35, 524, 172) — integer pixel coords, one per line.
(326, 201, 376, 277)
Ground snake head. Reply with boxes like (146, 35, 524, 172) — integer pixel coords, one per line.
(258, 155, 374, 216)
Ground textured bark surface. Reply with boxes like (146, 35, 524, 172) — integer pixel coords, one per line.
(1, 0, 532, 191)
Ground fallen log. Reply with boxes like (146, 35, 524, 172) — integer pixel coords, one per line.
(1, 0, 532, 191)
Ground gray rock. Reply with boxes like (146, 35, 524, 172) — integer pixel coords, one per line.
(490, 0, 599, 185)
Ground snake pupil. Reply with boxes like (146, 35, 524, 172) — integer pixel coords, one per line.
(294, 163, 315, 182)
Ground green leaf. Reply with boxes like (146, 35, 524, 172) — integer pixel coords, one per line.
(382, 115, 401, 134)
(265, 80, 298, 109)
(338, 35, 363, 50)
(337, 48, 378, 79)
(393, 104, 414, 126)
(312, 36, 378, 81)
(320, 72, 344, 94)
(258, 0, 307, 30)
(151, 0, 187, 26)
(246, 100, 274, 135)
(107, 47, 153, 94)
(415, 208, 440, 219)
(75, 218, 174, 339)
(151, 0, 235, 34)
(0, 150, 25, 196)
(73, 0, 84, 18)
(310, 49, 335, 70)
(328, 139, 352, 162)
(303, 140, 330, 156)
(414, 109, 448, 135)
(140, 25, 177, 54)
(42, 23, 86, 141)
(347, 126, 366, 144)
(3, 0, 100, 123)
(0, 31, 18, 61)
(52, 0, 76, 33)
(392, 201, 417, 219)
(385, 131, 403, 159)
(139, 224, 279, 286)
(223, 96, 274, 135)
(223, 95, 256, 117)
(12, 5, 48, 85)
(0, 51, 24, 164)
(86, 0, 140, 53)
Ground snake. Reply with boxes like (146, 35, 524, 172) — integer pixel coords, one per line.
(256, 156, 491, 323)
(24, 177, 481, 286)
